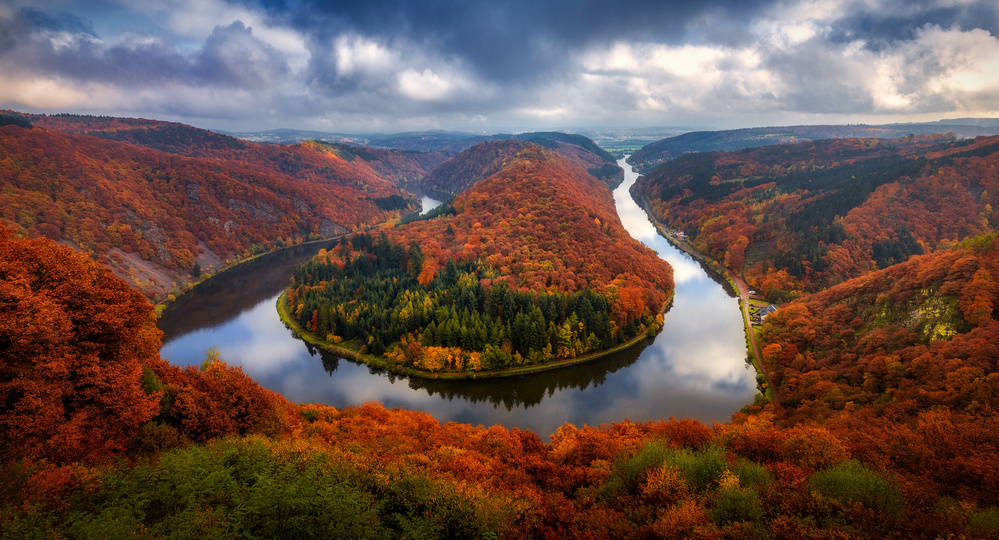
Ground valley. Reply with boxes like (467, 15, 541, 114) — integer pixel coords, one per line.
(3, 111, 999, 538)
(157, 157, 756, 435)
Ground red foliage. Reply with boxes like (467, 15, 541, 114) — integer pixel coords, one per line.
(634, 134, 999, 293)
(391, 142, 674, 329)
(144, 355, 299, 443)
(0, 121, 433, 297)
(0, 226, 160, 462)
(761, 235, 999, 504)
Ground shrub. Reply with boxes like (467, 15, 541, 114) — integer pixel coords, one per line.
(604, 442, 728, 498)
(809, 459, 902, 515)
(969, 507, 999, 537)
(710, 487, 764, 525)
(734, 460, 772, 490)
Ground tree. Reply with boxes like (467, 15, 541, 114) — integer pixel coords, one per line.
(0, 226, 160, 462)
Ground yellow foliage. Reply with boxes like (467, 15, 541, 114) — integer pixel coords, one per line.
(643, 464, 689, 503)
(415, 346, 465, 372)
(718, 469, 740, 490)
(550, 423, 580, 462)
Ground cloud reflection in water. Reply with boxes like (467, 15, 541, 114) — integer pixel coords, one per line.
(158, 158, 757, 436)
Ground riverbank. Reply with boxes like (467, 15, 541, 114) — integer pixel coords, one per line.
(277, 288, 674, 380)
(153, 236, 338, 316)
(634, 197, 776, 402)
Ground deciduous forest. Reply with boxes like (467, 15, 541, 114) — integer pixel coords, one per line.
(0, 112, 448, 299)
(631, 134, 999, 301)
(3, 112, 999, 538)
(286, 142, 671, 374)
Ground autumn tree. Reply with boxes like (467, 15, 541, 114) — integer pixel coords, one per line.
(0, 225, 160, 462)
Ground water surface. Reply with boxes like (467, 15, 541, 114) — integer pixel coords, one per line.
(159, 159, 756, 435)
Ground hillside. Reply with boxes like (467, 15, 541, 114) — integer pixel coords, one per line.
(420, 135, 622, 197)
(20, 111, 450, 187)
(0, 122, 420, 299)
(628, 122, 999, 173)
(631, 134, 999, 298)
(757, 234, 999, 506)
(419, 140, 527, 195)
(286, 141, 672, 374)
(6, 226, 999, 538)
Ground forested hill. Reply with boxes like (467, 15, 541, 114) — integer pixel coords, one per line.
(631, 134, 999, 298)
(757, 233, 999, 507)
(16, 111, 450, 187)
(419, 140, 528, 196)
(0, 121, 421, 299)
(513, 132, 623, 187)
(395, 141, 672, 301)
(627, 122, 999, 173)
(8, 221, 999, 538)
(287, 141, 672, 373)
(420, 134, 622, 196)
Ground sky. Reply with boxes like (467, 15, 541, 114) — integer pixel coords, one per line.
(1, 0, 998, 133)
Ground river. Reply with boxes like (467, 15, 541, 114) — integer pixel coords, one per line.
(158, 158, 756, 436)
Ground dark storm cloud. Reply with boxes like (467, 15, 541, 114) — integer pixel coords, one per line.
(250, 0, 772, 82)
(1, 0, 996, 131)
(19, 7, 96, 35)
(0, 9, 286, 90)
(194, 21, 289, 88)
(828, 3, 999, 51)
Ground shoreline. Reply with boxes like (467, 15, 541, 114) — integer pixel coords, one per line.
(277, 288, 674, 380)
(153, 236, 338, 315)
(634, 195, 777, 402)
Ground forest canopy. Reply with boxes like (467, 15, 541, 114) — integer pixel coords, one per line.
(286, 141, 673, 373)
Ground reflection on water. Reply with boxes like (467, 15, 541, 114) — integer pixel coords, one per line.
(404, 185, 445, 215)
(159, 163, 756, 436)
(159, 240, 336, 344)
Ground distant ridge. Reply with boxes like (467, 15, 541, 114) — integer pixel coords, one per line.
(628, 120, 999, 172)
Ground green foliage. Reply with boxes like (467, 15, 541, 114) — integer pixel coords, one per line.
(60, 437, 384, 539)
(667, 444, 728, 493)
(374, 194, 411, 211)
(871, 226, 923, 268)
(734, 460, 772, 490)
(710, 487, 764, 525)
(140, 365, 164, 395)
(374, 474, 501, 540)
(0, 113, 33, 129)
(809, 460, 902, 515)
(604, 441, 728, 497)
(969, 507, 999, 537)
(4, 437, 502, 539)
(290, 232, 622, 368)
(603, 440, 673, 496)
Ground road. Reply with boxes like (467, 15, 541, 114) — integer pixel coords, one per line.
(643, 211, 777, 402)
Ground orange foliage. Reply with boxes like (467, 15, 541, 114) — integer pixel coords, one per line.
(0, 120, 434, 297)
(393, 142, 674, 329)
(0, 226, 160, 462)
(633, 135, 999, 294)
(144, 355, 299, 444)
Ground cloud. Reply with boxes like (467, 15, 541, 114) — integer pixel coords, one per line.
(195, 21, 288, 89)
(0, 0, 996, 131)
(397, 69, 453, 101)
